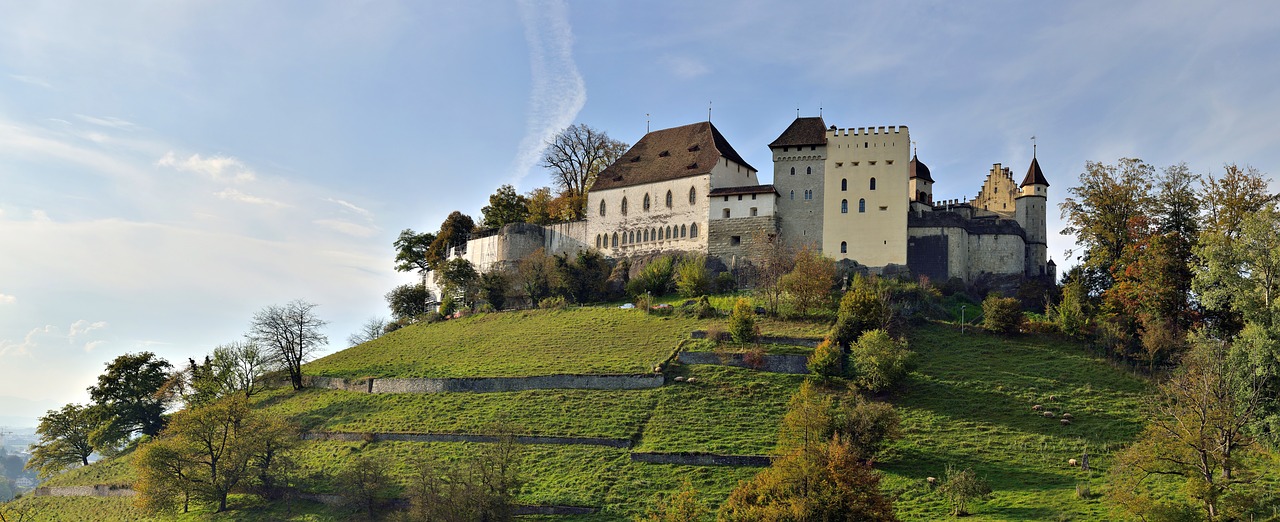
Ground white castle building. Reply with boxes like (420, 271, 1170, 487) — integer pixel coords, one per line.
(434, 116, 1053, 290)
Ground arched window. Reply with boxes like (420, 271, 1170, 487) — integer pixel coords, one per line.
(806, 166, 812, 175)
(621, 197, 628, 215)
(841, 199, 848, 213)
(595, 235, 601, 248)
(681, 224, 687, 237)
(841, 178, 847, 191)
(840, 241, 847, 254)
(611, 233, 618, 247)
(630, 230, 636, 243)
(790, 167, 796, 176)
(869, 177, 877, 190)
(665, 190, 673, 208)
(620, 231, 626, 245)
(859, 198, 866, 213)
(643, 229, 648, 242)
(666, 226, 672, 239)
(689, 187, 697, 205)
(599, 200, 606, 216)
(651, 228, 657, 241)
(790, 190, 794, 200)
(690, 223, 698, 237)
(643, 194, 651, 211)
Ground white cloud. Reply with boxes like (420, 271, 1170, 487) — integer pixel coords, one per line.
(0, 326, 50, 357)
(68, 319, 107, 343)
(83, 340, 105, 353)
(315, 219, 378, 238)
(0, 293, 15, 304)
(158, 151, 257, 183)
(510, 0, 586, 185)
(30, 210, 51, 222)
(214, 188, 288, 208)
(75, 114, 137, 130)
(660, 55, 710, 79)
(325, 198, 373, 219)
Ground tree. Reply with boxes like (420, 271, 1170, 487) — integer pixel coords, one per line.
(848, 329, 915, 393)
(479, 270, 510, 310)
(480, 184, 530, 229)
(728, 298, 758, 344)
(347, 317, 388, 347)
(1200, 163, 1273, 240)
(386, 283, 434, 322)
(426, 211, 476, 271)
(748, 231, 795, 316)
(674, 255, 711, 298)
(540, 123, 629, 220)
(937, 465, 991, 517)
(981, 294, 1023, 334)
(248, 300, 328, 391)
(1195, 203, 1280, 331)
(88, 352, 172, 448)
(436, 258, 480, 310)
(392, 228, 437, 276)
(558, 250, 611, 304)
(778, 247, 837, 317)
(26, 404, 99, 478)
(339, 456, 397, 519)
(524, 187, 557, 226)
(514, 249, 557, 306)
(637, 480, 707, 522)
(1059, 158, 1154, 297)
(833, 276, 889, 347)
(806, 339, 844, 380)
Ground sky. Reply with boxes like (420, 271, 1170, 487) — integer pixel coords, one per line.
(2, 0, 1278, 428)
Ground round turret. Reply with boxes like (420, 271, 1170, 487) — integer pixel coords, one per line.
(909, 154, 933, 182)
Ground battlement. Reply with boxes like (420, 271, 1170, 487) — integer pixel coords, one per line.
(827, 125, 908, 137)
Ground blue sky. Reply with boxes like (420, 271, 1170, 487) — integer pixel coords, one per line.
(2, 0, 1278, 427)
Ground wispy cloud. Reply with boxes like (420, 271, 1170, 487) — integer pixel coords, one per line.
(660, 55, 710, 79)
(9, 74, 52, 89)
(83, 340, 105, 353)
(325, 198, 373, 219)
(510, 0, 586, 186)
(214, 188, 288, 208)
(158, 151, 257, 183)
(0, 293, 15, 304)
(0, 326, 51, 358)
(314, 219, 377, 237)
(75, 114, 137, 130)
(68, 319, 107, 343)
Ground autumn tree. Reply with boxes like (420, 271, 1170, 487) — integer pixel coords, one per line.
(778, 247, 837, 317)
(26, 404, 100, 478)
(540, 124, 628, 220)
(748, 230, 795, 316)
(425, 211, 476, 270)
(480, 184, 530, 229)
(248, 300, 328, 390)
(88, 352, 172, 449)
(1059, 158, 1154, 298)
(638, 480, 707, 522)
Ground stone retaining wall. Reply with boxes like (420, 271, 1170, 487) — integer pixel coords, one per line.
(305, 374, 663, 394)
(302, 431, 632, 448)
(630, 452, 772, 467)
(32, 485, 135, 497)
(690, 331, 821, 348)
(677, 351, 809, 374)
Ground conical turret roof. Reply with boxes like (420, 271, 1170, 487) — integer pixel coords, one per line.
(1020, 156, 1049, 187)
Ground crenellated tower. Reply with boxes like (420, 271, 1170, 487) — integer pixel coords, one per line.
(1014, 152, 1050, 277)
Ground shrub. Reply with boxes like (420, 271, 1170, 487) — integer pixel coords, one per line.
(729, 298, 758, 344)
(982, 294, 1024, 334)
(691, 295, 717, 319)
(848, 329, 916, 392)
(832, 396, 902, 460)
(715, 271, 738, 293)
(742, 346, 767, 370)
(704, 324, 727, 342)
(478, 270, 509, 310)
(778, 247, 838, 317)
(630, 255, 677, 297)
(538, 296, 567, 310)
(938, 465, 991, 516)
(438, 295, 457, 318)
(807, 338, 844, 379)
(833, 277, 887, 347)
(674, 254, 711, 298)
(637, 479, 707, 522)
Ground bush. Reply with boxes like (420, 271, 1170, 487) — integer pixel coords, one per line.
(674, 255, 711, 298)
(715, 271, 738, 293)
(538, 296, 567, 310)
(833, 277, 887, 347)
(938, 465, 991, 516)
(729, 298, 758, 344)
(704, 324, 727, 342)
(807, 338, 844, 379)
(982, 294, 1024, 334)
(439, 295, 457, 318)
(629, 255, 677, 297)
(848, 329, 915, 392)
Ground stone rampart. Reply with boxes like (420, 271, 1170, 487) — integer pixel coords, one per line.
(630, 452, 772, 467)
(302, 431, 631, 448)
(677, 351, 809, 374)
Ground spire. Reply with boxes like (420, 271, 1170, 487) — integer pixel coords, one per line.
(1020, 156, 1049, 187)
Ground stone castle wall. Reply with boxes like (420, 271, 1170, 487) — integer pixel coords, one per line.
(707, 215, 780, 270)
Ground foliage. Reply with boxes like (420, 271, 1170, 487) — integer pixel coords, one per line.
(480, 184, 530, 229)
(715, 271, 737, 294)
(385, 283, 434, 322)
(1230, 323, 1280, 450)
(339, 455, 398, 519)
(728, 298, 758, 344)
(479, 269, 510, 310)
(848, 329, 915, 393)
(778, 247, 837, 317)
(514, 248, 557, 306)
(88, 352, 173, 449)
(540, 123, 629, 219)
(1200, 163, 1273, 241)
(806, 339, 843, 380)
(347, 317, 388, 347)
(1059, 158, 1155, 298)
(1048, 278, 1088, 336)
(637, 480, 707, 522)
(674, 254, 711, 298)
(558, 249, 612, 303)
(27, 404, 99, 479)
(436, 258, 480, 309)
(248, 299, 329, 391)
(1195, 202, 1280, 333)
(937, 465, 991, 516)
(425, 211, 476, 271)
(392, 228, 436, 275)
(981, 294, 1024, 334)
(747, 230, 795, 316)
(833, 276, 888, 347)
(629, 255, 677, 297)
(538, 296, 568, 310)
(717, 435, 897, 522)
(134, 396, 297, 513)
(778, 381, 901, 460)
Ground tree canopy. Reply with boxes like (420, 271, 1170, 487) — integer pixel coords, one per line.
(540, 124, 628, 220)
(248, 300, 328, 390)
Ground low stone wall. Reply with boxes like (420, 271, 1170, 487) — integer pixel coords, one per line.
(303, 431, 632, 448)
(690, 331, 821, 348)
(630, 452, 772, 467)
(32, 485, 135, 497)
(514, 505, 599, 516)
(306, 373, 664, 394)
(677, 351, 809, 374)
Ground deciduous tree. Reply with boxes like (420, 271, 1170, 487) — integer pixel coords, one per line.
(248, 300, 328, 391)
(26, 404, 99, 478)
(748, 231, 795, 316)
(88, 352, 172, 448)
(540, 124, 628, 220)
(778, 247, 836, 317)
(480, 184, 530, 229)
(1059, 158, 1154, 298)
(346, 317, 388, 347)
(426, 212, 476, 271)
(386, 283, 434, 322)
(392, 228, 436, 276)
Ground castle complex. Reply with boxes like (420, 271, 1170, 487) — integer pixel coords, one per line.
(436, 116, 1054, 291)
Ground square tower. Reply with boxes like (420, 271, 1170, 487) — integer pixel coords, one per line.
(769, 117, 828, 248)
(822, 125, 910, 268)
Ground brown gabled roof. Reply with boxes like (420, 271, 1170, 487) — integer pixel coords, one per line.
(1020, 156, 1050, 187)
(768, 117, 827, 148)
(590, 122, 755, 192)
(708, 184, 779, 197)
(909, 154, 933, 182)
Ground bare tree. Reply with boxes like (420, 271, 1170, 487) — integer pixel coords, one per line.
(248, 300, 328, 390)
(214, 341, 270, 399)
(748, 230, 796, 316)
(540, 124, 628, 220)
(346, 317, 387, 347)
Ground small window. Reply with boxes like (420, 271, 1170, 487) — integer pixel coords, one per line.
(751, 194, 756, 200)
(859, 199, 866, 213)
(880, 206, 888, 211)
(737, 195, 743, 201)
(621, 197, 628, 215)
(790, 167, 796, 176)
(599, 200, 606, 216)
(690, 223, 698, 237)
(805, 166, 811, 175)
(750, 207, 758, 217)
(790, 190, 794, 200)
(840, 241, 847, 253)
(596, 235, 601, 248)
(841, 178, 847, 191)
(643, 229, 648, 242)
(724, 196, 729, 202)
(810, 145, 816, 151)
(689, 187, 697, 205)
(841, 199, 848, 213)
(870, 178, 877, 190)
(651, 228, 657, 241)
(666, 226, 672, 239)
(681, 224, 687, 237)
(665, 190, 673, 208)
(730, 236, 741, 246)
(643, 194, 651, 211)
(723, 208, 731, 219)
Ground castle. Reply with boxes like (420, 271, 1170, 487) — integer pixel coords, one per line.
(433, 116, 1053, 292)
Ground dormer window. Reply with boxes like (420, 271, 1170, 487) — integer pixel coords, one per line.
(659, 150, 670, 157)
(687, 145, 700, 152)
